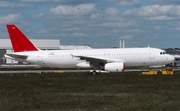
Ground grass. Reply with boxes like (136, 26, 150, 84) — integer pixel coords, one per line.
(0, 71, 180, 111)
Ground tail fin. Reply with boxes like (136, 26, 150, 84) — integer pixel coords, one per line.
(6, 24, 38, 52)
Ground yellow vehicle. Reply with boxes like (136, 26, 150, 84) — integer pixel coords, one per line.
(142, 67, 173, 75)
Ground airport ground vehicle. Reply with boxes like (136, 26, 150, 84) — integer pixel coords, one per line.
(142, 67, 174, 75)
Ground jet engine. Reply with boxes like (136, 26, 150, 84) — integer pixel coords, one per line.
(104, 62, 125, 72)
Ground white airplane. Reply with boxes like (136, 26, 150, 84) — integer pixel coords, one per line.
(5, 24, 174, 75)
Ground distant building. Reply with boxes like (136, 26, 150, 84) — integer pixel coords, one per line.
(0, 39, 60, 50)
(120, 40, 125, 48)
(60, 45, 92, 50)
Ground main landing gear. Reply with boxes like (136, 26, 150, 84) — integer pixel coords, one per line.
(92, 70, 98, 75)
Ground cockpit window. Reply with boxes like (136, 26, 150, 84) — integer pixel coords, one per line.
(160, 52, 166, 55)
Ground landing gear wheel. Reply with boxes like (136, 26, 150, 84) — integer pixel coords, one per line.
(157, 71, 162, 75)
(92, 70, 97, 75)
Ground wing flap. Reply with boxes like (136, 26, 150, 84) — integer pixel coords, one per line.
(77, 56, 105, 62)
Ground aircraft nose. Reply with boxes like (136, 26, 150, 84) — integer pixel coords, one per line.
(168, 55, 175, 62)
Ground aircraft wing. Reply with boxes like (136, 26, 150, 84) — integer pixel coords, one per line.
(72, 54, 125, 63)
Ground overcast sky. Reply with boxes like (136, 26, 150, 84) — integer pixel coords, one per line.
(1, 0, 180, 48)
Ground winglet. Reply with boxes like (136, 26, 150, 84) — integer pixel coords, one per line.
(6, 24, 38, 52)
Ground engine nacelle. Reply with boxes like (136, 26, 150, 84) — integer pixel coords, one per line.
(104, 62, 125, 72)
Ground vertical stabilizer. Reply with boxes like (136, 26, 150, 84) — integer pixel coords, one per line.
(6, 24, 38, 52)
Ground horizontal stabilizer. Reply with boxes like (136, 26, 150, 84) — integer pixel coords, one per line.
(4, 54, 28, 60)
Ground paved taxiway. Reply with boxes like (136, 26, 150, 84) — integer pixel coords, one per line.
(0, 69, 165, 74)
(0, 65, 179, 74)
